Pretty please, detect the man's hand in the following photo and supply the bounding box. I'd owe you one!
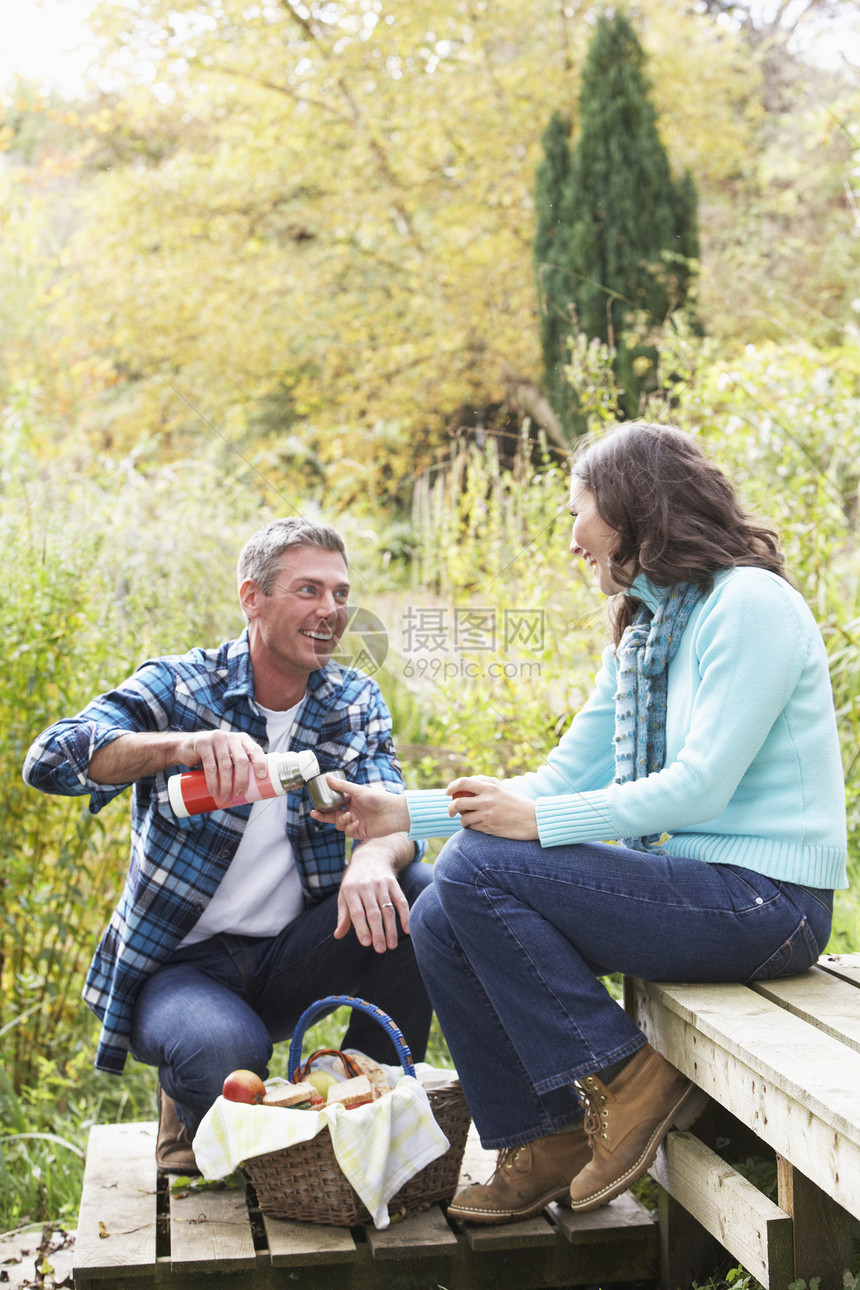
[311,776,410,840]
[334,836,414,952]
[447,776,538,840]
[88,730,268,802]
[174,731,269,804]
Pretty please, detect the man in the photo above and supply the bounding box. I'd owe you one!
[23,518,433,1173]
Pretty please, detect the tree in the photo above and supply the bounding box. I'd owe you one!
[37,0,748,482]
[534,111,578,435]
[696,0,858,110]
[42,0,573,493]
[555,10,700,424]
[12,0,856,488]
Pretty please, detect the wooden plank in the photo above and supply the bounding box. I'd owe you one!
[261,1212,356,1265]
[70,1112,660,1290]
[656,1181,724,1290]
[458,1212,559,1250]
[552,1191,656,1244]
[169,1182,257,1273]
[777,1156,855,1290]
[817,952,860,989]
[632,978,860,1134]
[628,978,860,1221]
[366,1205,458,1258]
[753,966,860,1053]
[73,1121,158,1282]
[649,1130,793,1289]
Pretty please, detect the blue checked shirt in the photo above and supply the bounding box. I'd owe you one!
[22,631,420,1074]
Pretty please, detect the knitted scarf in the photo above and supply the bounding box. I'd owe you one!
[613,581,702,852]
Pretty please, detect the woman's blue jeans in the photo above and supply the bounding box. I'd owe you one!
[130,861,433,1133]
[410,832,832,1150]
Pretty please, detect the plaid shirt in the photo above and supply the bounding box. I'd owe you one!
[22,631,418,1074]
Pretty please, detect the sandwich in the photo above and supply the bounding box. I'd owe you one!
[326,1074,375,1109]
[262,1080,323,1110]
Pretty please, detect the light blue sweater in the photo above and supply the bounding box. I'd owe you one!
[406,568,848,890]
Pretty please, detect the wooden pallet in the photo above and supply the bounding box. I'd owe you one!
[627,951,860,1290]
[73,1119,658,1289]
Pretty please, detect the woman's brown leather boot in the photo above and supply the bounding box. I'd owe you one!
[447,1125,592,1225]
[568,1043,707,1212]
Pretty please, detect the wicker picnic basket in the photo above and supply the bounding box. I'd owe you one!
[242,994,472,1226]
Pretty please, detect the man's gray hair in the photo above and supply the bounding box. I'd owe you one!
[237,518,348,595]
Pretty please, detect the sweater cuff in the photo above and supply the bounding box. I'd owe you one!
[405,790,462,841]
[534,791,616,848]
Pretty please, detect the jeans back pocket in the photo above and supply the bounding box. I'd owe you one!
[745,915,821,983]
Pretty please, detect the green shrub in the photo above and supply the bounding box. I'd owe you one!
[0,454,263,1224]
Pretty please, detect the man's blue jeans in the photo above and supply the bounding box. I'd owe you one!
[131,861,433,1132]
[410,832,832,1150]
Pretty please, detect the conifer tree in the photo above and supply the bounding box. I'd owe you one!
[533,112,576,432]
[536,10,699,429]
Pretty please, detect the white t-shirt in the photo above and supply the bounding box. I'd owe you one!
[179,701,306,945]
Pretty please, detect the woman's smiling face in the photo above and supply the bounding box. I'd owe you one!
[569,477,630,595]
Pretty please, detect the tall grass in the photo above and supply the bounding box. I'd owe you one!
[685,339,860,941]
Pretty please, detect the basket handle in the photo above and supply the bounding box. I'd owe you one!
[287,994,415,1080]
[292,1047,365,1083]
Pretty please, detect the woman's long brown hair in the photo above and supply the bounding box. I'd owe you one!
[572,421,787,644]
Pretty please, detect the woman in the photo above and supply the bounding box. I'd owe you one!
[313,421,847,1225]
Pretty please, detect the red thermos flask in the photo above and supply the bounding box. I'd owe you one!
[167,749,345,818]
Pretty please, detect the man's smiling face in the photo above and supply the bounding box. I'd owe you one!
[241,546,350,690]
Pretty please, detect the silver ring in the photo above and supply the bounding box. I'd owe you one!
[381,901,394,909]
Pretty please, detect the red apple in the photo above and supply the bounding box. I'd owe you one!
[222,1069,266,1104]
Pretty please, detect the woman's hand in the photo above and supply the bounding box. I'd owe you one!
[447,776,539,840]
[310,775,410,840]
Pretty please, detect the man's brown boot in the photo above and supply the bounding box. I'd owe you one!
[447,1125,592,1225]
[568,1043,708,1213]
[155,1085,201,1175]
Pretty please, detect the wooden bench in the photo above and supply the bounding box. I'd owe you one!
[626,951,860,1290]
[73,1120,657,1289]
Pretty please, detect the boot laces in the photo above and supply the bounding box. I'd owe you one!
[576,1080,608,1145]
[491,1144,525,1179]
